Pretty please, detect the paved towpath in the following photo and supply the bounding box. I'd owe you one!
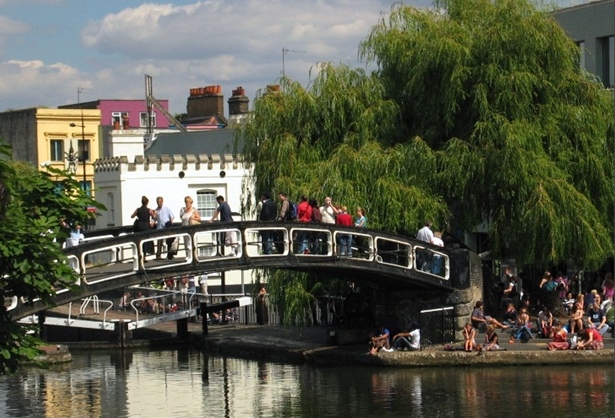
[151,321,615,367]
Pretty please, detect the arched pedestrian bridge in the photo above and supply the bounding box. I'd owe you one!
[9,221,474,319]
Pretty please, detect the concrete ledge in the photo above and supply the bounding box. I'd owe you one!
[199,325,615,368]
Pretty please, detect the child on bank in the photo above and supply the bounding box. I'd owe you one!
[463,323,478,352]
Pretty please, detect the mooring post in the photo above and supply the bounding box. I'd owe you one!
[177,318,188,340]
[38,311,47,341]
[114,319,132,348]
[201,301,208,336]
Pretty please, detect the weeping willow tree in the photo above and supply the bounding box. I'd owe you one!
[359,0,614,267]
[240,0,614,324]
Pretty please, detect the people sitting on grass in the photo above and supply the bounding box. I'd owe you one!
[369,325,393,355]
[392,322,421,351]
[575,327,604,350]
[471,301,509,331]
[483,325,501,351]
[547,324,571,351]
[463,322,479,352]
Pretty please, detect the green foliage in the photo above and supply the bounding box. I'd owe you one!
[241,0,614,322]
[357,0,613,269]
[0,142,104,374]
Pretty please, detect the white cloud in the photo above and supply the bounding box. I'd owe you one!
[81,0,392,62]
[0,0,436,114]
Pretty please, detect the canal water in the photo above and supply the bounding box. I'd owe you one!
[0,348,612,417]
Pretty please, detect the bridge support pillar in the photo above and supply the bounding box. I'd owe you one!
[177,318,189,340]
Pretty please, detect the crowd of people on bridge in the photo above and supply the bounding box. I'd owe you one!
[257,192,369,257]
[125,193,451,273]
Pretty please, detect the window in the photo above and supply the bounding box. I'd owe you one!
[111,112,128,126]
[576,41,585,71]
[78,140,90,162]
[197,191,217,219]
[599,36,614,88]
[82,181,92,196]
[140,111,156,128]
[50,140,64,161]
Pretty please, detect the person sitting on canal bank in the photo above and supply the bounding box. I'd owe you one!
[483,325,501,351]
[603,300,614,334]
[569,301,585,334]
[463,323,478,352]
[471,301,509,331]
[575,327,604,350]
[537,307,554,338]
[547,324,571,351]
[563,292,576,315]
[586,294,610,337]
[510,307,534,343]
[369,325,393,355]
[392,322,421,351]
[502,302,517,327]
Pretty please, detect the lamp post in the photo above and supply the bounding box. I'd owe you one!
[70,115,87,193]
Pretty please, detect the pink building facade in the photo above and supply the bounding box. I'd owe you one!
[59,99,171,129]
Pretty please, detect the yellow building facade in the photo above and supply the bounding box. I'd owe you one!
[0,107,101,195]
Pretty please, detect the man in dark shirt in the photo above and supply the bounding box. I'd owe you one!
[259,192,277,254]
[209,195,236,255]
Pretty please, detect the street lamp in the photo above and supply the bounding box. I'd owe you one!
[70,117,87,193]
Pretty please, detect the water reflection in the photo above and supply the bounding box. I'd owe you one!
[0,349,612,417]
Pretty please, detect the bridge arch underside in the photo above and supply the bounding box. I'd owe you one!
[10,221,471,319]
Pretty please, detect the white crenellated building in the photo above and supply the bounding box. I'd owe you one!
[94,145,249,229]
[92,87,255,293]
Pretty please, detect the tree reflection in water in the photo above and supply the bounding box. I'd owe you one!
[0,350,612,418]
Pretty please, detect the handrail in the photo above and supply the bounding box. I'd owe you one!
[8,221,461,319]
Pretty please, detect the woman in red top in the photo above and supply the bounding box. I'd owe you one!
[547,324,570,350]
[335,205,353,256]
[575,327,604,350]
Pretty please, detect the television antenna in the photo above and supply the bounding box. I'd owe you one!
[282,47,306,77]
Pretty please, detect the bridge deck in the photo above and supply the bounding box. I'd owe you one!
[8,221,474,319]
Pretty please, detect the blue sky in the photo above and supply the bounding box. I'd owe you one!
[0,0,585,115]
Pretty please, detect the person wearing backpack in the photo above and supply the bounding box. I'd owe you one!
[259,192,277,254]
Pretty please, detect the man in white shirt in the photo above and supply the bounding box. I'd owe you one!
[416,221,434,271]
[430,231,445,274]
[320,196,337,224]
[392,323,421,351]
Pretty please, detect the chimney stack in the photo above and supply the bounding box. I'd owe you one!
[228,86,249,116]
[187,85,224,118]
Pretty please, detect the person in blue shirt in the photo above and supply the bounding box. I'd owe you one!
[153,196,175,259]
[369,325,392,355]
